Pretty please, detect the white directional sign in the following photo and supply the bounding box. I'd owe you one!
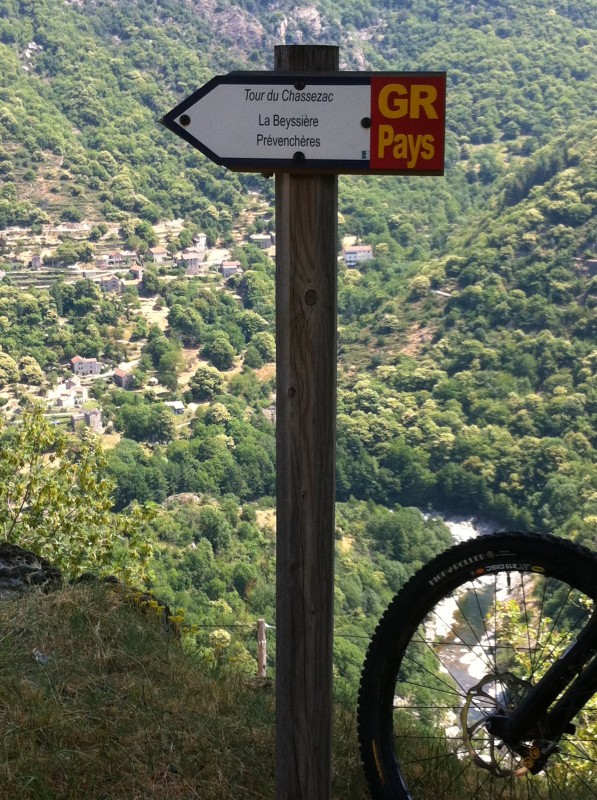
[162,71,446,174]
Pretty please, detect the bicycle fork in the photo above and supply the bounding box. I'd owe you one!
[485,611,597,773]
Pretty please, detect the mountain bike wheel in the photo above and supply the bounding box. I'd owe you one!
[358,532,597,800]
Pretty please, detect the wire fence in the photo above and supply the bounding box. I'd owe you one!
[186,618,371,678]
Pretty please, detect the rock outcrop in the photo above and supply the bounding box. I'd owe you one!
[0,542,62,598]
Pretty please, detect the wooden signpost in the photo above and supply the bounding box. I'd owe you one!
[162,44,446,800]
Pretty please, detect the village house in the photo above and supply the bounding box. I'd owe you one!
[70,412,84,429]
[185,262,207,277]
[193,232,207,249]
[55,392,77,410]
[84,408,103,432]
[145,246,169,263]
[113,368,133,389]
[249,233,273,250]
[343,244,374,267]
[68,381,88,405]
[70,409,103,432]
[95,254,110,268]
[130,266,144,281]
[178,248,206,275]
[221,260,243,279]
[164,400,185,415]
[30,254,42,269]
[99,274,125,294]
[108,250,134,267]
[71,356,101,376]
[48,377,88,409]
[107,251,125,267]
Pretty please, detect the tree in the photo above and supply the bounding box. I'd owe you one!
[140,269,161,296]
[61,206,82,222]
[88,224,107,242]
[204,332,235,371]
[134,220,158,248]
[49,239,93,266]
[0,350,20,386]
[250,331,275,362]
[168,304,205,345]
[18,355,45,385]
[151,404,176,442]
[188,364,224,401]
[240,309,269,339]
[193,506,232,553]
[0,404,154,582]
[243,343,263,369]
[157,348,184,391]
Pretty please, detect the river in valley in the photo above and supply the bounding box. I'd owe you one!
[425,511,501,543]
[421,513,519,707]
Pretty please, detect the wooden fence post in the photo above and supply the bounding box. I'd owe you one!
[257,618,267,679]
[274,43,339,800]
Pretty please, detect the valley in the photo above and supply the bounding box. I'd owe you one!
[0,0,595,705]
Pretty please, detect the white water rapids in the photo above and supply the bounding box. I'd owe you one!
[422,513,515,690]
[426,512,501,543]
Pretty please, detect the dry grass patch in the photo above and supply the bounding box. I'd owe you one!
[138,298,170,331]
[0,584,368,799]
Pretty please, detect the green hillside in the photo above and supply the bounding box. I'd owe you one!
[1,0,594,240]
[336,124,597,539]
[0,0,595,698]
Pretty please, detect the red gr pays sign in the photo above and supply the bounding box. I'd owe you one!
[370,75,446,173]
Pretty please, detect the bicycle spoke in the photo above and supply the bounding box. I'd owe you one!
[398,678,462,698]
[403,647,471,700]
[452,591,498,673]
[473,580,496,670]
[531,607,591,681]
[402,648,493,719]
[519,576,534,675]
[531,587,573,675]
[406,748,469,799]
[546,756,597,798]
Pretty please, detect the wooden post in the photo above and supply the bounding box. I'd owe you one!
[274,44,338,800]
[257,618,267,678]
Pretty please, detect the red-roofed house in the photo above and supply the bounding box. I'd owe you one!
[108,251,126,266]
[113,368,133,389]
[221,261,243,279]
[71,356,101,376]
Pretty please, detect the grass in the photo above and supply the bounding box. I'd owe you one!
[0,584,369,799]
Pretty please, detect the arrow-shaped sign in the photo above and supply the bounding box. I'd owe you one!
[162,71,446,175]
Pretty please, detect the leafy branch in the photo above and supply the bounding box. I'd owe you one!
[0,403,155,582]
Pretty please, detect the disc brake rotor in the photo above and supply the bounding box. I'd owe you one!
[460,671,534,778]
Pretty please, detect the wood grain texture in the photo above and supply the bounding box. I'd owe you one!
[274,45,339,800]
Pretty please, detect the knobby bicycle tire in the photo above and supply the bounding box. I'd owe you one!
[357,532,597,800]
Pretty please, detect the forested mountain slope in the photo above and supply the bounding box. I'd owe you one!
[0,0,595,683]
[336,124,597,544]
[1,0,594,244]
